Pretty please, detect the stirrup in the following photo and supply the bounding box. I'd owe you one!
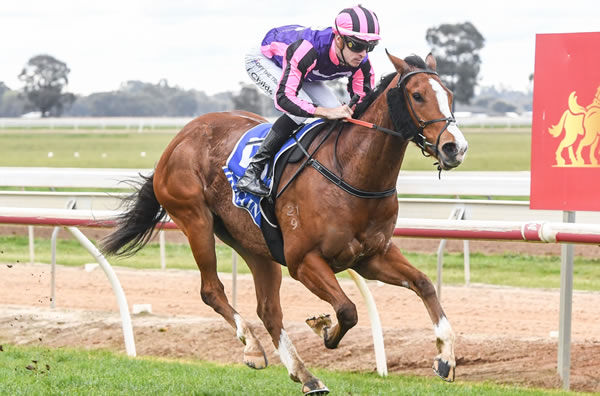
[238,181,270,197]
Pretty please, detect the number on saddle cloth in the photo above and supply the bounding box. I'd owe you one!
[221,119,326,266]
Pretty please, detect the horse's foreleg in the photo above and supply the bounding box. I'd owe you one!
[576,133,597,166]
[174,212,267,370]
[246,256,328,395]
[354,244,456,382]
[568,145,578,165]
[293,252,357,350]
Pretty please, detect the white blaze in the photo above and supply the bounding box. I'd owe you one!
[428,78,468,152]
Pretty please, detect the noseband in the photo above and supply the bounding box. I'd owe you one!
[396,70,456,159]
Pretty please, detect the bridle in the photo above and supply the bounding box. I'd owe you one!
[346,69,456,159]
[395,70,456,159]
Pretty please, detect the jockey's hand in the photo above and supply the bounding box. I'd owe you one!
[314,104,354,120]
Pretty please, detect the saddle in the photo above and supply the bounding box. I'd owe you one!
[223,119,328,265]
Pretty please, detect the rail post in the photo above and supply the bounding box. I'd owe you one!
[50,226,60,308]
[28,226,35,264]
[347,269,387,376]
[67,226,136,357]
[558,210,575,390]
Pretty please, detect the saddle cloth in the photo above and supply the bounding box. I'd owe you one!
[222,118,326,264]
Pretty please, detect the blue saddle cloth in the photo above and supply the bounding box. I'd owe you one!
[222,119,324,228]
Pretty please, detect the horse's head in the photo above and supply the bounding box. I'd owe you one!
[385,51,468,170]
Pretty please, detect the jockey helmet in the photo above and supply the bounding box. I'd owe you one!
[333,5,381,42]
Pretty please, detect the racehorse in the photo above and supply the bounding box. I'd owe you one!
[102,51,468,395]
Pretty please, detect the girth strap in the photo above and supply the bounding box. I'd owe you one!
[309,159,397,199]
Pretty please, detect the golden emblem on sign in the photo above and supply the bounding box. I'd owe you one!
[548,86,600,167]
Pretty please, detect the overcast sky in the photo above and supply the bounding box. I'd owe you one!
[1,0,598,96]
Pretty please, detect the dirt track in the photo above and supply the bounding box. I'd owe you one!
[1,262,600,393]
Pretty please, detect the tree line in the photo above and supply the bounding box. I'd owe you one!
[1,22,488,118]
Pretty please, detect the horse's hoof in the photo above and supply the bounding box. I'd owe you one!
[243,349,268,370]
[305,314,332,338]
[302,378,329,395]
[304,390,329,396]
[432,357,455,382]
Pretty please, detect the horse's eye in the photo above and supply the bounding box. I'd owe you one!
[412,92,424,102]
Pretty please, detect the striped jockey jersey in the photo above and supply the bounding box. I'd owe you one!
[260,25,375,118]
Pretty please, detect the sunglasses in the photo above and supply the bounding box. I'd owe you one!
[343,36,378,53]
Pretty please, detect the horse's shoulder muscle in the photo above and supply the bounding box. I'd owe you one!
[228,110,269,124]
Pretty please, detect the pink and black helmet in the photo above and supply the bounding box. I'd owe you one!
[333,5,381,42]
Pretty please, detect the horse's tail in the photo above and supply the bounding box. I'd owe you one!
[567,91,585,115]
[548,110,568,137]
[101,173,167,257]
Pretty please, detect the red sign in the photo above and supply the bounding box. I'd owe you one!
[530,32,600,211]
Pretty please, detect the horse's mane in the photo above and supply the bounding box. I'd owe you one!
[353,73,396,118]
[352,55,428,119]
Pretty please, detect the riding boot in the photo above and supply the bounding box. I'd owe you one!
[237,114,298,197]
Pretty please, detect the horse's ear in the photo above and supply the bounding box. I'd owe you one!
[425,52,437,71]
[385,49,411,75]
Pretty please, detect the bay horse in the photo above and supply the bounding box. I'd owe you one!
[102,51,468,395]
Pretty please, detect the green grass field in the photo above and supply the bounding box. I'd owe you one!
[0,344,574,396]
[403,129,531,171]
[0,128,531,170]
[2,235,599,291]
[0,132,171,168]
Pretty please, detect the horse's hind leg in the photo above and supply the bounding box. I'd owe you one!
[170,209,268,370]
[354,244,456,382]
[244,254,328,395]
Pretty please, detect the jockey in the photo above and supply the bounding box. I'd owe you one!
[238,5,381,197]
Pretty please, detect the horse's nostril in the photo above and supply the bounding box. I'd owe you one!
[441,142,458,157]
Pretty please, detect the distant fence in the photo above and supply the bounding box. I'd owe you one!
[0,117,190,131]
[456,114,532,127]
[0,115,532,130]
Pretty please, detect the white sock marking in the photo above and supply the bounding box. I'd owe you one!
[234,314,244,341]
[434,316,453,341]
[278,330,299,374]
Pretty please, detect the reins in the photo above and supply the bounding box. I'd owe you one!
[275,120,343,199]
[275,68,456,199]
[276,117,397,200]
